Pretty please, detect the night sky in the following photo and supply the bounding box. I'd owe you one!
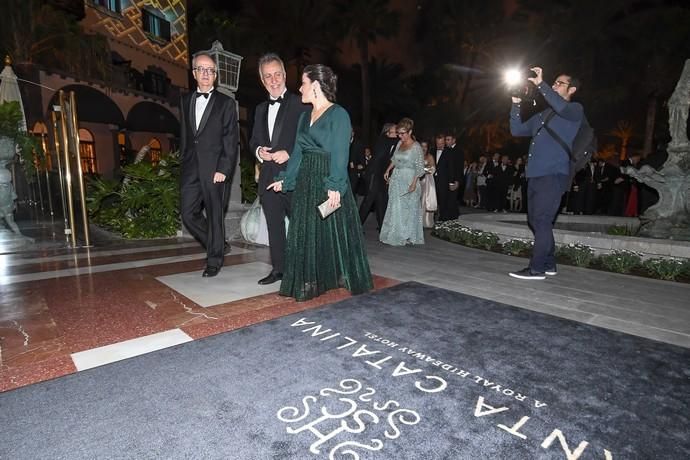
[188,0,690,154]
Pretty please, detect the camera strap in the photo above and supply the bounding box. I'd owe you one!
[540,109,573,159]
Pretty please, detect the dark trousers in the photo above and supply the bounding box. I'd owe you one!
[261,190,291,274]
[359,184,388,229]
[527,174,569,273]
[181,166,226,269]
[436,184,459,221]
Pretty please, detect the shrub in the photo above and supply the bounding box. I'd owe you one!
[642,258,687,281]
[599,250,642,273]
[469,230,499,250]
[606,225,638,236]
[502,239,533,256]
[87,152,181,238]
[556,243,595,267]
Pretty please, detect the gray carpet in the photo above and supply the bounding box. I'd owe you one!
[1,282,689,459]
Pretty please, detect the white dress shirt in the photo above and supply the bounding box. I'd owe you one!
[256,90,287,163]
[194,88,213,130]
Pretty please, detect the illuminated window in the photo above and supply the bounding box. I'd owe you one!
[32,122,51,170]
[142,9,171,42]
[78,128,97,174]
[118,132,129,166]
[92,0,121,14]
[149,138,161,166]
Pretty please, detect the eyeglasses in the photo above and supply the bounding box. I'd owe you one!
[396,130,408,136]
[194,67,217,75]
[553,80,570,88]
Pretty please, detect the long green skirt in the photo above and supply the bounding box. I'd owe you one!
[280,149,373,301]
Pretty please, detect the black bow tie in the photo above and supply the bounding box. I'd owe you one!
[268,96,283,105]
[196,92,211,99]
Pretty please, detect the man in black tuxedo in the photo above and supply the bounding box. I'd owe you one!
[359,123,397,230]
[435,133,462,221]
[249,53,308,285]
[180,53,238,278]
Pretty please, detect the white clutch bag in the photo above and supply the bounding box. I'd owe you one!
[317,199,341,219]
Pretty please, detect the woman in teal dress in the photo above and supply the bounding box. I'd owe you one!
[267,65,373,301]
[379,118,425,246]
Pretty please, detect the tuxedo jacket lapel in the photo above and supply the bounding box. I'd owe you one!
[195,93,217,137]
[270,98,289,148]
[188,94,197,136]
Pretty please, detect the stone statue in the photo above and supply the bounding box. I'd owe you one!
[623,59,690,240]
[0,136,32,241]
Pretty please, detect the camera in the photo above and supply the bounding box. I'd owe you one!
[504,68,538,101]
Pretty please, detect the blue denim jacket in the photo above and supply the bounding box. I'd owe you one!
[510,82,583,178]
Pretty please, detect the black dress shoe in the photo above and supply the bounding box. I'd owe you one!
[258,272,283,285]
[202,266,220,277]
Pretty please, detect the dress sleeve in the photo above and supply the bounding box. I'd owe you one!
[323,106,352,194]
[413,143,425,177]
[277,112,306,191]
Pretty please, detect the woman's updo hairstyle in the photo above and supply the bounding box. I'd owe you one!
[304,64,338,102]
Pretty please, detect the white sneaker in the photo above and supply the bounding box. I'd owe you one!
[545,268,557,276]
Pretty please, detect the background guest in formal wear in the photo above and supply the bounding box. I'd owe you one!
[434,133,460,221]
[419,140,437,228]
[180,53,238,278]
[380,118,425,245]
[267,64,372,301]
[492,155,515,213]
[475,155,488,209]
[359,123,398,230]
[249,53,308,285]
[445,133,465,215]
[463,161,478,208]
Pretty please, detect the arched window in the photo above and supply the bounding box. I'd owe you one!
[78,128,97,174]
[118,132,128,167]
[149,138,161,166]
[32,122,51,170]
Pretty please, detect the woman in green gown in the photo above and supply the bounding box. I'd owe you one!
[267,65,373,301]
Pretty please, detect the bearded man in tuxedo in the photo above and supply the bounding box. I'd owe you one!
[249,53,309,285]
[180,53,238,278]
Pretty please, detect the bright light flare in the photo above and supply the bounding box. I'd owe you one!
[504,68,523,87]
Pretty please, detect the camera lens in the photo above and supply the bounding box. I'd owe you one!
[527,69,537,78]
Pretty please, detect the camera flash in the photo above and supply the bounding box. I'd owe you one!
[504,69,522,86]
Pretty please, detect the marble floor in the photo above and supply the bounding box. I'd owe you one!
[0,221,396,392]
[2,215,689,394]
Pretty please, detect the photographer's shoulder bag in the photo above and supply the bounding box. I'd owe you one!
[541,109,596,180]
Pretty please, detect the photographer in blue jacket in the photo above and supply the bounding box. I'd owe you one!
[508,67,583,280]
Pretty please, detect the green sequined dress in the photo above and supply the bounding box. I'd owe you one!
[278,105,373,301]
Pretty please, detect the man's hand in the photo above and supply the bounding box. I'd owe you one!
[258,146,273,161]
[272,149,289,164]
[528,67,543,86]
[267,180,283,192]
[449,181,459,192]
[213,172,226,183]
[512,97,522,104]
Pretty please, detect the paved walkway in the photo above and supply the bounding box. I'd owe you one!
[1,214,688,392]
[362,217,690,348]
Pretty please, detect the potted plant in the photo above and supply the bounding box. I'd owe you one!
[0,100,43,181]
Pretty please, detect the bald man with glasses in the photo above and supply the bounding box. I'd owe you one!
[180,52,238,277]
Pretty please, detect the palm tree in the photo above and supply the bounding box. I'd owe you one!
[609,120,634,161]
[1,0,111,80]
[334,0,399,143]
